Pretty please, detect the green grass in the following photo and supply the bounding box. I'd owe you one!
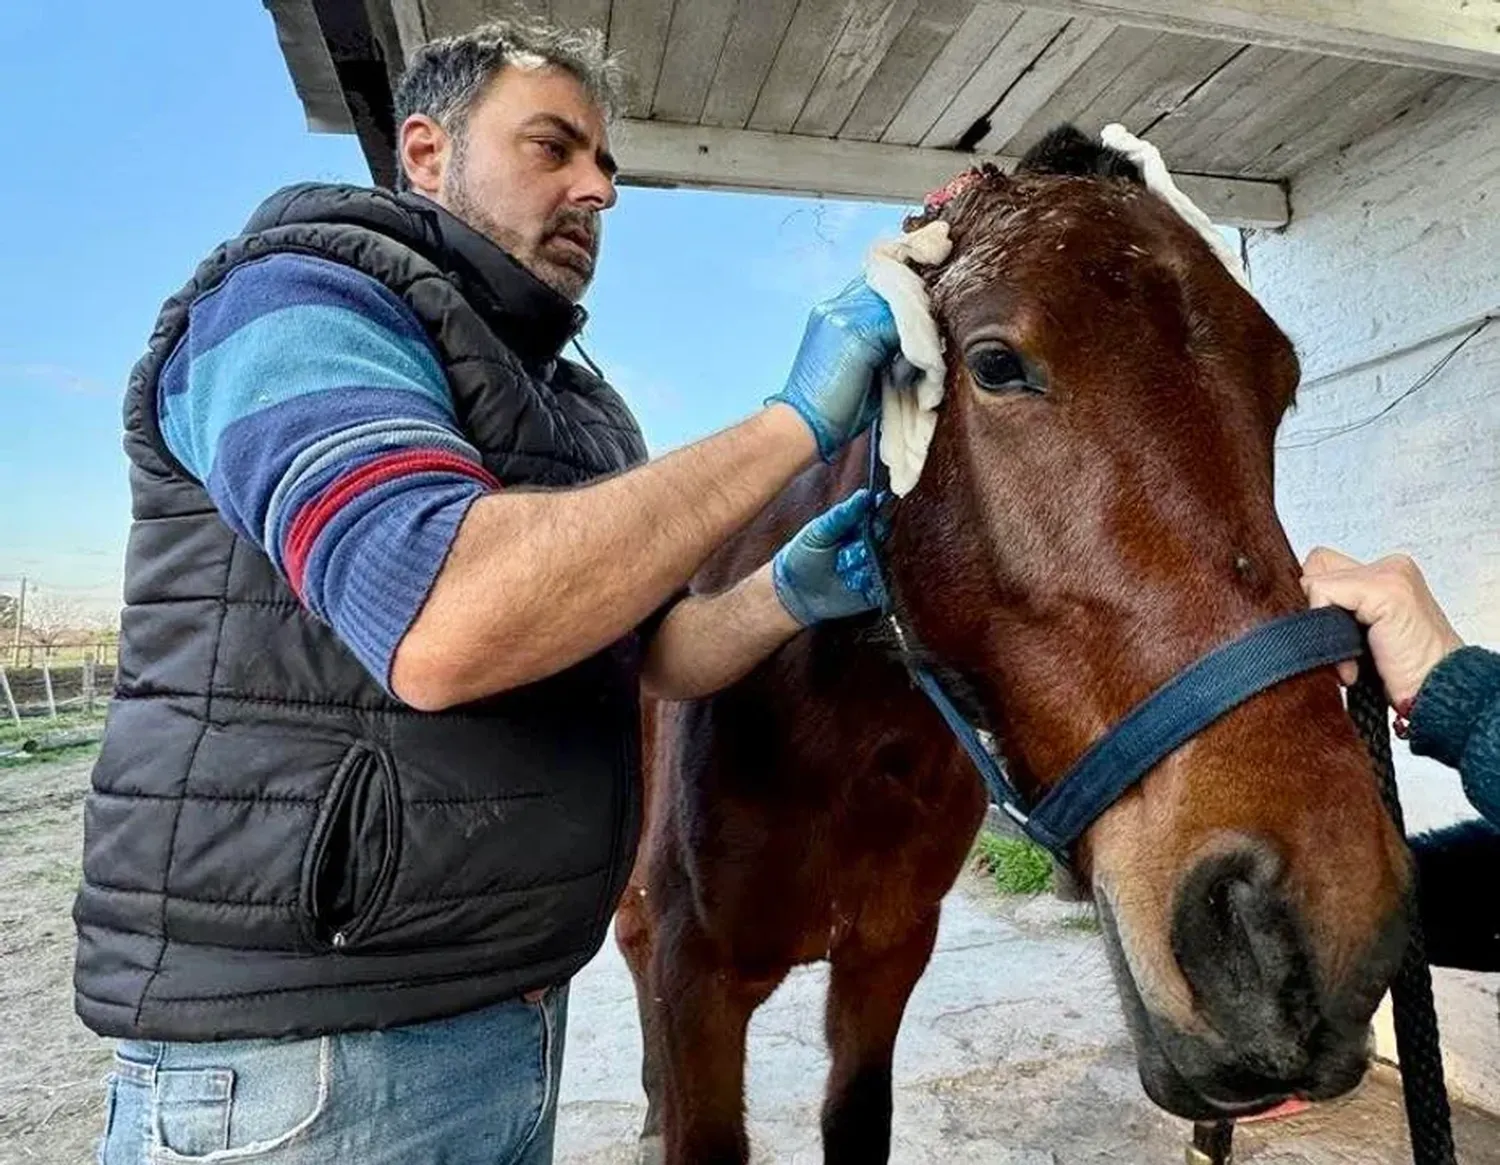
[0,742,102,771]
[972,832,1054,895]
[0,710,107,749]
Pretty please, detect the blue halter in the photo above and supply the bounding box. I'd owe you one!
[860,423,1365,861]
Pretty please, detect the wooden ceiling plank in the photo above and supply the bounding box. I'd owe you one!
[418,0,494,37]
[974,16,1117,151]
[748,0,862,134]
[390,0,430,58]
[1247,65,1445,177]
[1190,52,1360,175]
[881,2,1024,145]
[700,0,801,127]
[551,0,610,34]
[998,0,1500,80]
[1158,47,1329,161]
[1138,44,1296,156]
[651,0,740,122]
[795,0,922,137]
[839,0,980,141]
[993,24,1162,155]
[920,9,1073,148]
[1101,34,1246,139]
[608,0,674,116]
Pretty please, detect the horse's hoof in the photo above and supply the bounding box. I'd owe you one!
[636,1134,665,1165]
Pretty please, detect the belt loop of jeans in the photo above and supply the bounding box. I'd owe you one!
[112,1040,166,1086]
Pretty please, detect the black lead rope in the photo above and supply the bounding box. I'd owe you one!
[1348,658,1457,1165]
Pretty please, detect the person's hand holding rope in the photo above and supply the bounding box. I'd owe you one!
[1300,548,1464,717]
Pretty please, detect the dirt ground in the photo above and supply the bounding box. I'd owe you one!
[0,755,112,1165]
[2,754,1497,1165]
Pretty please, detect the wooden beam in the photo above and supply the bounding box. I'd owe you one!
[610,118,1289,226]
[1021,0,1500,80]
[265,0,353,133]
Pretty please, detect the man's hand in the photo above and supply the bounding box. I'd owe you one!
[767,280,899,461]
[771,489,884,627]
[642,490,886,701]
[1300,547,1464,707]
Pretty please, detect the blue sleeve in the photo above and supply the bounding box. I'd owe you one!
[157,252,500,692]
[1409,645,1500,828]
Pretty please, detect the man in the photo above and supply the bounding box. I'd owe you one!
[80,19,894,1164]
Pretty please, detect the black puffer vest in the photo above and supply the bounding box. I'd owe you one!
[74,184,647,1041]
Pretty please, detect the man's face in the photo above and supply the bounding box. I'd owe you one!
[405,64,617,301]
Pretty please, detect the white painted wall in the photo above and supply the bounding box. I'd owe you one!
[1246,74,1500,1114]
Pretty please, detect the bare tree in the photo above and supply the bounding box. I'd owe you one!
[23,593,91,658]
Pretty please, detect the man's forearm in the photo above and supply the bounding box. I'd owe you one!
[642,564,801,701]
[391,404,816,709]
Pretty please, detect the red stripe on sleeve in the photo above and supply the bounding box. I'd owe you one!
[283,449,500,597]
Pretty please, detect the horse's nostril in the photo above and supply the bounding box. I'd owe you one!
[1172,845,1318,1078]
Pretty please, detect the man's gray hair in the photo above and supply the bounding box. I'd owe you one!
[392,17,624,188]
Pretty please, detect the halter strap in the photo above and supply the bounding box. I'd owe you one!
[1021,606,1362,854]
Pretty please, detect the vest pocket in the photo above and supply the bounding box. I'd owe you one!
[300,743,400,951]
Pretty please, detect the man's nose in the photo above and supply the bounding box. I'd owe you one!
[573,160,616,210]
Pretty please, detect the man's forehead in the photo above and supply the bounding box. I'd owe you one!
[484,65,606,135]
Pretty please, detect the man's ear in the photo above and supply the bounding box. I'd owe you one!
[399,114,449,196]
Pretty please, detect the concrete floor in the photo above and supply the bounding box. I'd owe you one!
[554,870,1500,1165]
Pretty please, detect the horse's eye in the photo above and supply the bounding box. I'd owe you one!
[965,343,1036,393]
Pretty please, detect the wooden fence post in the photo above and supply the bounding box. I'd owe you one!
[42,661,57,719]
[83,658,95,714]
[0,666,18,727]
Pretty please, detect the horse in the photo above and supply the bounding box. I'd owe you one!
[614,125,1412,1165]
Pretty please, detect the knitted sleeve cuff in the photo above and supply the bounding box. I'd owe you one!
[1408,646,1500,772]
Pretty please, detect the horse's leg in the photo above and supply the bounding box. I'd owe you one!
[615,885,667,1163]
[653,912,783,1165]
[821,909,941,1164]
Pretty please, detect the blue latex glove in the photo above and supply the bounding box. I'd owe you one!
[772,489,886,627]
[767,279,900,461]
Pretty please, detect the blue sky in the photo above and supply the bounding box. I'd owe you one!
[0,1,907,613]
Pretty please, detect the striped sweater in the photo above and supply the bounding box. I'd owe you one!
[157,251,498,688]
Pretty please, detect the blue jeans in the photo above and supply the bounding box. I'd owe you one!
[97,987,568,1165]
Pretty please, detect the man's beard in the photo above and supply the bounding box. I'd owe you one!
[443,156,598,302]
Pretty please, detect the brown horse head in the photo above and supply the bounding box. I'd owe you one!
[886,127,1410,1120]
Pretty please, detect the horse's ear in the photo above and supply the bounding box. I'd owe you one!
[1018,125,1143,184]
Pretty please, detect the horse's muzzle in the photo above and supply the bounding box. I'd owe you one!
[1099,844,1411,1119]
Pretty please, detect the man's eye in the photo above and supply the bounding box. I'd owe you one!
[536,139,567,162]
